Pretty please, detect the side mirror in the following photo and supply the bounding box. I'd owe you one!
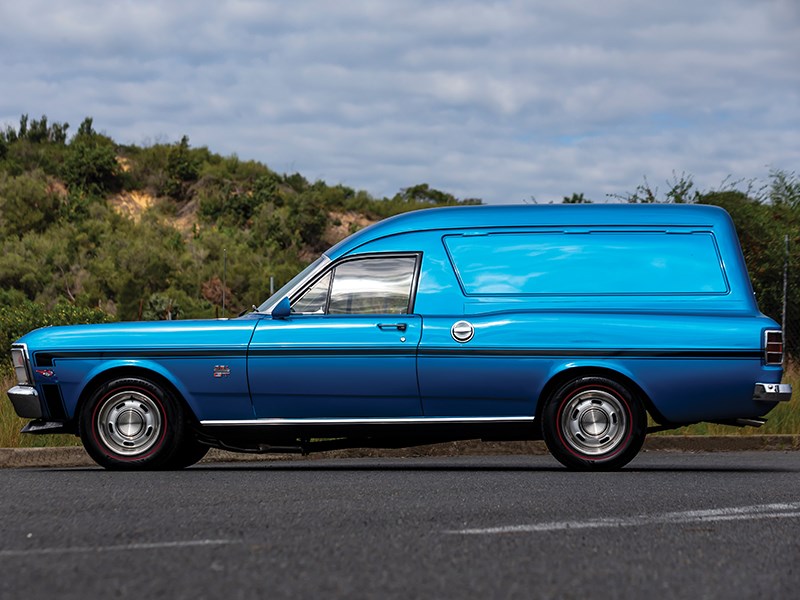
[271,296,291,319]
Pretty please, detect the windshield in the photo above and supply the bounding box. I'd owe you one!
[256,255,330,313]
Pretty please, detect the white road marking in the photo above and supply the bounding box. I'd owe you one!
[449,502,800,535]
[0,539,234,557]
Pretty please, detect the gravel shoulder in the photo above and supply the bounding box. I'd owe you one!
[2,434,799,468]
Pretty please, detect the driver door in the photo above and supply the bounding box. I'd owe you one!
[248,253,423,418]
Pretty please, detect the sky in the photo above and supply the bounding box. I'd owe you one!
[1,0,798,204]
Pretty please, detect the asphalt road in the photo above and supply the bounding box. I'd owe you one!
[1,452,799,600]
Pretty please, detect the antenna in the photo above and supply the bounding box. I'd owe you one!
[222,248,227,317]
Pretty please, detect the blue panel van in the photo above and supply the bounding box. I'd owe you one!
[7,204,793,470]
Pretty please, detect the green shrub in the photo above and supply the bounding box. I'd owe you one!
[0,170,62,236]
[0,300,114,367]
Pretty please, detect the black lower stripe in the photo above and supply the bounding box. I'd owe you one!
[36,349,248,367]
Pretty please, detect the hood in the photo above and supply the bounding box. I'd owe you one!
[15,317,262,352]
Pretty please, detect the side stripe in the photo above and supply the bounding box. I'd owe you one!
[35,347,761,367]
[35,349,249,366]
[417,348,761,359]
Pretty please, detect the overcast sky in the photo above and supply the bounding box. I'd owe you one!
[2,0,798,204]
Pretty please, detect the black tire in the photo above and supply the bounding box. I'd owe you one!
[79,377,186,470]
[161,436,210,469]
[541,376,646,470]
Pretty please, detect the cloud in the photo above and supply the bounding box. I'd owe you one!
[1,0,797,203]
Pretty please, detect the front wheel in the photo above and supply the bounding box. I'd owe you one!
[161,437,210,469]
[79,377,186,470]
[542,376,646,470]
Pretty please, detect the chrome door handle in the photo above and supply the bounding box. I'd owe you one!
[377,323,407,331]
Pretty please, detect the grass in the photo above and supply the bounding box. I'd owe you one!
[0,371,81,448]
[655,364,800,436]
[1,366,799,448]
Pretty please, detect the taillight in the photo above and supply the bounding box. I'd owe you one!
[764,330,784,365]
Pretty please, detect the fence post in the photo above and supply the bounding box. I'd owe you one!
[782,234,788,361]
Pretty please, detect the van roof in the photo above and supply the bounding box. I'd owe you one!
[327,203,732,258]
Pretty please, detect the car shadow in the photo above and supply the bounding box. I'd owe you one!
[190,463,799,474]
[47,460,799,474]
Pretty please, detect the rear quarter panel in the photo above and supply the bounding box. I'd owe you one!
[417,311,779,422]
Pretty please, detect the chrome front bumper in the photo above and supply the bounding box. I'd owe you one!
[7,385,43,418]
[753,383,793,403]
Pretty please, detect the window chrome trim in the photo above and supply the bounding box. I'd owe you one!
[200,416,535,426]
[257,255,331,313]
[292,270,333,315]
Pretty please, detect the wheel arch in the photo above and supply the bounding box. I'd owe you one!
[75,365,200,429]
[535,365,665,425]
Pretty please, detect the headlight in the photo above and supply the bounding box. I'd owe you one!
[11,347,31,385]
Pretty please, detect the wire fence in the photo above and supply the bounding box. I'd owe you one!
[778,235,798,363]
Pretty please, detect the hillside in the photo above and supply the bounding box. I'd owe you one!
[1,114,799,357]
[0,115,480,322]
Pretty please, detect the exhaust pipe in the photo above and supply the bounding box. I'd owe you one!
[710,417,767,428]
[732,418,767,428]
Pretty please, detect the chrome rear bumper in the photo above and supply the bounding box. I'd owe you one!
[753,383,793,402]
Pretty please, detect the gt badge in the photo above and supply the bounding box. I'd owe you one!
[213,365,231,378]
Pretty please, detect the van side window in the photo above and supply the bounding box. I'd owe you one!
[444,231,728,295]
[293,256,417,314]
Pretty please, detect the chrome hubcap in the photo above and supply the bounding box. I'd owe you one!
[116,409,144,437]
[96,391,162,456]
[560,389,627,456]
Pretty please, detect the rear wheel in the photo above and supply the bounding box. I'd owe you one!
[79,377,186,470]
[542,376,646,470]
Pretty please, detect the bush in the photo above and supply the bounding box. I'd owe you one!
[0,300,115,367]
[63,140,119,195]
[0,170,63,237]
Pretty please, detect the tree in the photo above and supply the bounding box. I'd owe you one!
[62,117,119,194]
[165,135,200,200]
[562,193,592,204]
[611,172,698,204]
[768,169,800,208]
